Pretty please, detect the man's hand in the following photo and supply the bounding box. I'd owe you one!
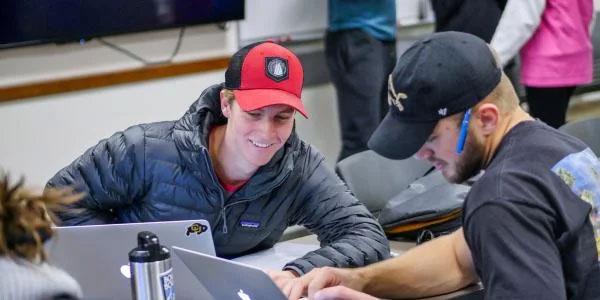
[268,270,306,299]
[280,266,367,300]
[270,267,373,300]
[305,267,365,299]
[312,286,379,300]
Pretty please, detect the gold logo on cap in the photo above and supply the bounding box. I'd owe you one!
[388,75,407,111]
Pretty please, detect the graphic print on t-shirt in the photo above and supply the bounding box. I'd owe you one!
[551,148,600,259]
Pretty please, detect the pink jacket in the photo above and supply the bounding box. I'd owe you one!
[491,0,594,87]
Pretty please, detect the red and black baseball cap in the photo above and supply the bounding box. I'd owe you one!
[224,41,308,118]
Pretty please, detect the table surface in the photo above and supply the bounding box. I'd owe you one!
[233,234,483,300]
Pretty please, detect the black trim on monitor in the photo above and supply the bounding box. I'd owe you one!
[0,0,244,49]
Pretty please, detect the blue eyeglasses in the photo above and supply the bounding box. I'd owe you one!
[456,108,472,154]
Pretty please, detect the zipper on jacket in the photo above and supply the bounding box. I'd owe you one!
[202,149,251,234]
[220,207,228,234]
[219,197,255,234]
[200,149,229,234]
[218,169,291,233]
[201,147,292,234]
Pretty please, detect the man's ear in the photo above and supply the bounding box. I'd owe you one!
[220,90,231,118]
[475,103,499,136]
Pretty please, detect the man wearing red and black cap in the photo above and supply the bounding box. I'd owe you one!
[290,32,600,300]
[224,41,308,118]
[47,41,390,297]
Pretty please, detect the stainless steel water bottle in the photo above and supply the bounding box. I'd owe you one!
[129,231,175,300]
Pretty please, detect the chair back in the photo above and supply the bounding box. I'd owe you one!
[559,118,600,156]
[336,150,432,213]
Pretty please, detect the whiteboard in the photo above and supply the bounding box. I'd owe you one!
[238,0,328,44]
[237,0,431,45]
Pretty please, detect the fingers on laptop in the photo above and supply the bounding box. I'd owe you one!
[283,277,306,300]
[312,286,378,300]
[268,270,296,289]
[305,267,343,298]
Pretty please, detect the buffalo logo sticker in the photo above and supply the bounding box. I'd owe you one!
[388,75,407,111]
[265,57,288,82]
[186,223,208,236]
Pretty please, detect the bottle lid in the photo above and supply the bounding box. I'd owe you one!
[128,231,171,263]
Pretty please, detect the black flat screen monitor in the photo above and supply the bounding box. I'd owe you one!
[0,0,244,49]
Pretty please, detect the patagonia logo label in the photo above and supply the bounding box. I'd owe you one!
[240,220,260,228]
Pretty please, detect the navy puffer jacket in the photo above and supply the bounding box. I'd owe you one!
[47,84,390,274]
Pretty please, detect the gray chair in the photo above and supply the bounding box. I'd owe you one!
[559,117,600,156]
[336,150,432,214]
[279,225,311,242]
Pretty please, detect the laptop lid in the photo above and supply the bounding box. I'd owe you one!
[173,246,288,300]
[46,220,215,300]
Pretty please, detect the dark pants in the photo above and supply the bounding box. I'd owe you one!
[526,86,576,129]
[326,29,396,161]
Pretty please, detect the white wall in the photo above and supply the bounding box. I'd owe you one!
[0,72,340,188]
[2,0,435,188]
[1,0,428,87]
[0,24,236,86]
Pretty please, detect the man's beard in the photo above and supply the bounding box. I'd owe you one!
[448,132,485,184]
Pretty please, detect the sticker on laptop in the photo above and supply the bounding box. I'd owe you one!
[160,268,175,300]
[186,223,208,236]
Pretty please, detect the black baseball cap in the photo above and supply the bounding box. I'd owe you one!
[368,31,501,160]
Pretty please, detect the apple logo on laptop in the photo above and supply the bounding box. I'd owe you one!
[237,289,251,300]
[120,264,131,279]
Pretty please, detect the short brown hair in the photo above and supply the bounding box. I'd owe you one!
[476,72,519,115]
[222,88,236,105]
[451,72,519,128]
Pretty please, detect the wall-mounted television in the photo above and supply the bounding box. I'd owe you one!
[0,0,244,49]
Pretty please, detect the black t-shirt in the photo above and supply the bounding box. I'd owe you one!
[463,121,600,299]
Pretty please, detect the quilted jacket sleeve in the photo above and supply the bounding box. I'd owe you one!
[284,146,390,275]
[46,126,146,225]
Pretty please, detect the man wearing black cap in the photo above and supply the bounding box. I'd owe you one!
[287,31,600,300]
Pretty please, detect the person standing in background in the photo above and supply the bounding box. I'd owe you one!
[430,0,506,43]
[326,0,397,162]
[491,0,594,129]
[430,0,524,101]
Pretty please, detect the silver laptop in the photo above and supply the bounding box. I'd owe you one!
[46,220,215,300]
[173,246,288,300]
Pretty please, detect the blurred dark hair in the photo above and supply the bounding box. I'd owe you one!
[0,173,80,262]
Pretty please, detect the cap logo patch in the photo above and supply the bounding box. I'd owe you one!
[265,57,289,82]
[388,75,407,111]
[438,108,448,116]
